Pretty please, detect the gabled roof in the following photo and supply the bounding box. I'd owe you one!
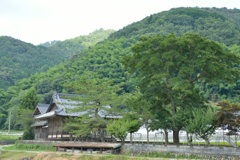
[35,91,121,120]
[32,103,49,116]
[38,104,49,114]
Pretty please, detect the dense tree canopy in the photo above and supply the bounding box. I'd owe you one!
[122,33,240,143]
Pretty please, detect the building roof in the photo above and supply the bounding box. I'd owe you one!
[31,121,48,127]
[35,91,121,120]
[38,104,49,114]
[32,103,49,117]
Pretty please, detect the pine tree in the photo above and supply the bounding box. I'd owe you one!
[63,73,124,142]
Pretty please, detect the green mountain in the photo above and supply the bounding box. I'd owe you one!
[0,36,62,91]
[201,7,240,26]
[39,40,60,47]
[109,7,240,46]
[1,7,240,129]
[49,28,115,59]
[0,29,115,91]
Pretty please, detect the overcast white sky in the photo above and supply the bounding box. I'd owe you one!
[1,0,240,45]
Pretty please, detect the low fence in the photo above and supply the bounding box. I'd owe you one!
[0,140,16,145]
[129,130,240,147]
[123,144,240,158]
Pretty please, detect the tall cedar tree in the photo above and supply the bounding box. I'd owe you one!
[215,100,240,134]
[17,88,38,139]
[63,74,124,142]
[18,88,39,115]
[122,33,240,144]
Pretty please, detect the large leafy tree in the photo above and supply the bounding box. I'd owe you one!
[63,73,124,142]
[122,32,240,144]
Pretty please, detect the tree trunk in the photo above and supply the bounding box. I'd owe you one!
[204,138,210,146]
[186,132,192,145]
[147,129,149,144]
[164,129,169,144]
[173,129,180,144]
[130,132,133,144]
[98,128,105,142]
[145,123,149,144]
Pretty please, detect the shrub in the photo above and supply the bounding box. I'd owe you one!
[22,129,34,140]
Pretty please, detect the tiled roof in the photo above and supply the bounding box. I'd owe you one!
[31,121,48,127]
[38,104,49,114]
[35,91,122,119]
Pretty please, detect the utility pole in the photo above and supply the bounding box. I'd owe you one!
[8,110,11,135]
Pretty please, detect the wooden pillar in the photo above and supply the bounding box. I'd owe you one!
[100,148,102,154]
[56,147,58,151]
[64,147,66,152]
[51,118,53,139]
[111,148,113,154]
[72,147,74,153]
[90,147,92,153]
[81,147,83,153]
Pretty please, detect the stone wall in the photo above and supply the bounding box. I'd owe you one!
[123,144,240,158]
[0,140,16,145]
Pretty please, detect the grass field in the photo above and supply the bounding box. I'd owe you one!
[0,151,36,160]
[0,151,201,160]
[0,134,19,141]
[2,142,55,152]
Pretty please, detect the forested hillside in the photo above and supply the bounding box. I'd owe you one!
[108,7,240,46]
[39,40,60,47]
[201,7,240,26]
[1,7,240,130]
[0,29,114,91]
[0,36,62,91]
[49,29,115,59]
